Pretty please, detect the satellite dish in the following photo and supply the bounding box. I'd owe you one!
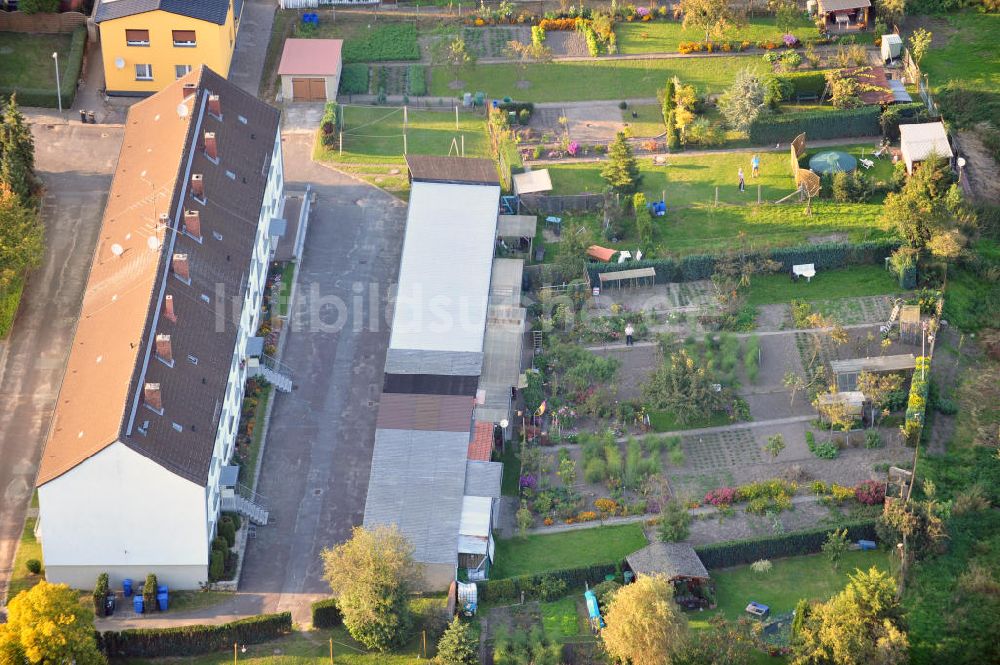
[147,235,160,252]
[177,103,190,119]
[115,57,125,70]
[957,157,966,168]
[111,243,124,257]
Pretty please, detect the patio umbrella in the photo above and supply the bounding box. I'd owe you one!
[809,151,858,174]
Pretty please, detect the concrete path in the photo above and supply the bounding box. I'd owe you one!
[236,132,407,626]
[0,123,124,606]
[229,0,277,97]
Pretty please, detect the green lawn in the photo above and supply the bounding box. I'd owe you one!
[276,261,296,318]
[429,57,766,102]
[649,409,731,433]
[919,12,1000,128]
[540,597,587,642]
[624,103,666,138]
[614,16,816,54]
[7,516,43,601]
[0,276,25,339]
[689,549,891,630]
[0,32,73,90]
[491,524,648,579]
[500,445,522,497]
[745,265,902,306]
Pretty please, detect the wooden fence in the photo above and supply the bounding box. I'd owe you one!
[518,192,605,215]
[0,10,87,33]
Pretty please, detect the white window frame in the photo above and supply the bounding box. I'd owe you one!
[125,29,150,47]
[135,63,153,81]
[172,30,197,47]
[175,64,193,79]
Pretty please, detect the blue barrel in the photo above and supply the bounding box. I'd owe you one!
[123,579,133,597]
[156,592,169,611]
[133,595,144,614]
[157,585,168,594]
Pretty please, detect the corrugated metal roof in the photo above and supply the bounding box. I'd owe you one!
[512,169,552,195]
[464,461,502,497]
[376,393,474,432]
[383,373,480,396]
[900,122,953,163]
[497,215,537,239]
[830,354,916,374]
[458,495,492,554]
[363,429,469,565]
[387,180,500,357]
[384,349,484,376]
[406,155,500,186]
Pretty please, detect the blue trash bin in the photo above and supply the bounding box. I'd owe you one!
[123,579,133,597]
[133,595,144,614]
[157,592,169,612]
[157,585,168,594]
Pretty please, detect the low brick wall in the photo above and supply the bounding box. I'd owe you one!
[0,10,86,33]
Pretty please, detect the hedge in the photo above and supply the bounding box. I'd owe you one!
[93,573,110,618]
[774,70,829,100]
[0,26,86,109]
[586,240,901,285]
[880,102,929,141]
[338,64,370,95]
[694,520,878,569]
[478,562,619,603]
[407,65,427,96]
[310,598,342,628]
[98,612,293,659]
[749,106,881,144]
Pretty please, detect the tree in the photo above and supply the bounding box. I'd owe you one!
[658,498,692,542]
[601,132,642,196]
[666,110,681,150]
[1,94,37,203]
[0,184,44,294]
[516,500,533,538]
[503,40,553,84]
[17,0,59,14]
[321,525,419,651]
[643,348,723,425]
[821,528,849,570]
[676,615,759,665]
[553,224,591,282]
[772,0,802,35]
[908,28,933,65]
[602,574,689,665]
[825,70,863,110]
[679,0,744,42]
[814,389,853,445]
[876,0,905,27]
[433,38,476,87]
[877,496,948,559]
[764,434,786,460]
[435,617,478,665]
[880,150,954,251]
[856,371,904,428]
[791,568,908,665]
[661,77,677,124]
[0,581,106,665]
[718,67,769,133]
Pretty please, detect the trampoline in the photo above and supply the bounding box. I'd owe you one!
[809,151,858,174]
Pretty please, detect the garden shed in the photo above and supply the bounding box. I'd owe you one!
[512,169,553,196]
[626,542,715,609]
[458,495,495,580]
[816,390,865,418]
[881,34,903,62]
[278,39,342,102]
[497,215,536,258]
[830,354,916,392]
[816,0,870,28]
[899,122,953,174]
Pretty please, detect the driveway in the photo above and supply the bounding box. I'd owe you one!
[229,0,277,96]
[0,123,123,605]
[238,133,407,624]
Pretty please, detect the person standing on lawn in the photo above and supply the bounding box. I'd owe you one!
[624,323,635,346]
[751,154,760,177]
[738,167,746,192]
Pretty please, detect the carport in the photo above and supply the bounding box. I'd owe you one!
[278,38,343,102]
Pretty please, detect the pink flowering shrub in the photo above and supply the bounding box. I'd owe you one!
[636,6,650,17]
[704,487,738,506]
[854,480,886,505]
[783,34,799,47]
[567,141,580,156]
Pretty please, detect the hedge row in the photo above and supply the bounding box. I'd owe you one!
[97,612,293,659]
[749,106,882,145]
[586,240,901,285]
[773,70,829,100]
[338,64,370,95]
[311,598,342,629]
[479,562,618,603]
[0,26,86,108]
[694,520,878,569]
[880,102,930,141]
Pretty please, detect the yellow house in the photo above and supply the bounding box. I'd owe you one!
[95,0,242,95]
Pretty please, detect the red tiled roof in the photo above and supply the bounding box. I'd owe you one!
[278,38,343,77]
[468,422,494,461]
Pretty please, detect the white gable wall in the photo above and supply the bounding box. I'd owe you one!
[38,442,208,590]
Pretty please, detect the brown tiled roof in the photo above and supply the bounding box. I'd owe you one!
[278,39,343,76]
[37,66,280,487]
[467,422,494,461]
[376,393,475,432]
[405,155,500,186]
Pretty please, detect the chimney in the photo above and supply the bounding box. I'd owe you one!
[157,212,169,230]
[183,209,201,239]
[208,94,221,117]
[155,334,173,364]
[144,382,162,412]
[182,82,197,101]
[204,132,217,161]
[191,173,204,199]
[163,294,176,322]
[172,253,189,281]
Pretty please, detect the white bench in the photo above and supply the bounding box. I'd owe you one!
[793,263,816,282]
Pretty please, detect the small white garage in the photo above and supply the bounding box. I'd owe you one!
[278,38,343,102]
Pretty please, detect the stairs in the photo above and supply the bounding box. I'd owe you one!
[222,483,271,526]
[260,364,292,393]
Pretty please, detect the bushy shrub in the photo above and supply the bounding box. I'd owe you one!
[98,613,293,658]
[26,559,42,575]
[749,106,880,144]
[93,572,109,617]
[880,102,929,141]
[339,64,370,95]
[218,516,236,548]
[143,574,158,612]
[772,70,829,100]
[311,598,342,628]
[591,580,621,607]
[865,430,883,449]
[684,117,725,146]
[209,551,225,582]
[704,487,738,506]
[854,480,886,505]
[479,563,618,603]
[406,65,427,96]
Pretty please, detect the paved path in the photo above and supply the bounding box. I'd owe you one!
[229,0,277,97]
[236,132,407,626]
[0,123,123,606]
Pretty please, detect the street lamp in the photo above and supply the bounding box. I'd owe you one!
[51,52,62,115]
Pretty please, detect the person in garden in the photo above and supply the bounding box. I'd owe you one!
[624,322,635,346]
[751,154,760,177]
[738,167,746,192]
